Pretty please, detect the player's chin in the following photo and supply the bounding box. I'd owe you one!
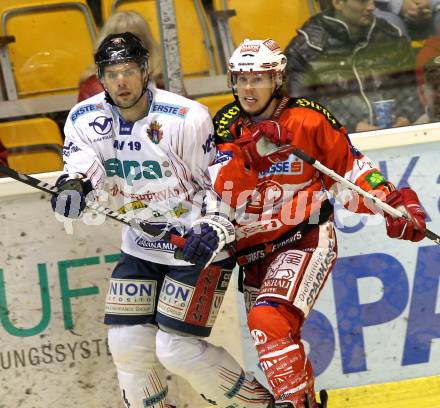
[116,98,135,108]
[241,101,261,115]
[361,15,373,25]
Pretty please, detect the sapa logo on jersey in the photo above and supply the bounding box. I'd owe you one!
[251,329,268,345]
[104,158,163,185]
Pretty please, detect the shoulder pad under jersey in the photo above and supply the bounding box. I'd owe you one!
[213,102,241,143]
[288,97,342,130]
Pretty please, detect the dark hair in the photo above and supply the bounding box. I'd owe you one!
[319,0,335,10]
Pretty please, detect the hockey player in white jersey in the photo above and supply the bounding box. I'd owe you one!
[51,32,275,408]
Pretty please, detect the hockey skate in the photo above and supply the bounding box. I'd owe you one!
[267,402,308,408]
[268,389,328,408]
[305,390,328,408]
[267,400,294,408]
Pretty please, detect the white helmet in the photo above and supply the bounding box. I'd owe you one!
[228,39,287,89]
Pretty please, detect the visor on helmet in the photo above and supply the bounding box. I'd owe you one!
[228,71,284,91]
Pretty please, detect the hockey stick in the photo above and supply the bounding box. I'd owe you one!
[258,139,440,245]
[295,148,440,245]
[0,165,186,249]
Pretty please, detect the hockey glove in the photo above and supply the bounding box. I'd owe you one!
[51,173,94,218]
[241,121,294,172]
[181,215,235,267]
[254,120,294,146]
[385,188,426,242]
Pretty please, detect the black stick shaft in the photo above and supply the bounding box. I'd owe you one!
[0,165,186,248]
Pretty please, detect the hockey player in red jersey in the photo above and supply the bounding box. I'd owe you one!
[209,39,427,408]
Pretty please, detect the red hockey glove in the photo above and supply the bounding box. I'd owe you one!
[240,121,294,172]
[385,188,426,242]
[254,120,294,146]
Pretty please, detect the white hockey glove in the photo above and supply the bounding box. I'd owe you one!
[51,173,94,218]
[180,215,235,267]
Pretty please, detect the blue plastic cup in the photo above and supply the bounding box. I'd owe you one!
[373,99,396,129]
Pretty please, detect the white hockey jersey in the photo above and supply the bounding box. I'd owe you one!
[63,85,217,265]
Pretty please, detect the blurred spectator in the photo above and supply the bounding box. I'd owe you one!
[284,0,422,133]
[415,32,440,115]
[375,0,440,39]
[374,6,410,36]
[78,10,164,102]
[320,0,410,36]
[414,55,440,123]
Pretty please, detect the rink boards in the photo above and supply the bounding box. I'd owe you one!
[0,124,439,407]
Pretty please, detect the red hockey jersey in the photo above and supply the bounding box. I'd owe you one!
[210,97,393,254]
